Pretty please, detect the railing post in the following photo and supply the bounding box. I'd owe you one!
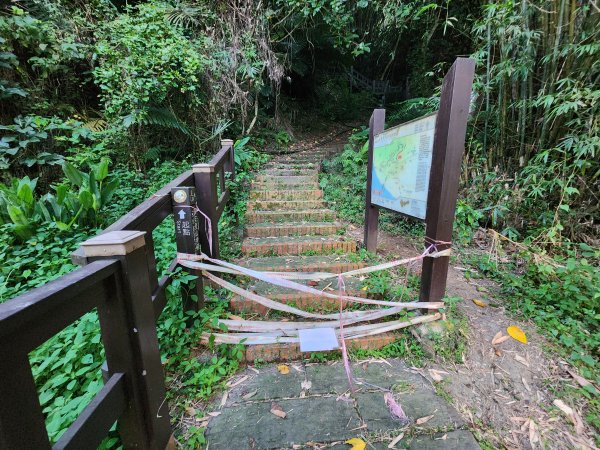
[193,165,220,259]
[222,139,235,180]
[81,231,173,450]
[364,108,386,252]
[171,186,204,311]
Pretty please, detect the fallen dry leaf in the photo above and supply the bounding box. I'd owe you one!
[507,325,527,344]
[242,390,257,400]
[277,364,290,375]
[228,314,244,321]
[553,399,575,422]
[270,402,286,419]
[515,354,530,367]
[528,419,540,448]
[428,369,448,382]
[345,437,367,450]
[185,406,196,417]
[384,393,409,423]
[472,299,487,307]
[219,391,228,408]
[416,415,434,425]
[207,412,221,417]
[388,433,404,448]
[435,434,448,441]
[492,332,511,346]
[226,375,248,388]
[553,399,585,434]
[567,369,598,393]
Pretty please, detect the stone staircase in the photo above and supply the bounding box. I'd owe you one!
[232,147,397,362]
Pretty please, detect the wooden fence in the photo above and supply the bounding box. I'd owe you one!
[0,140,235,449]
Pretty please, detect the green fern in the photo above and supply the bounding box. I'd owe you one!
[165,2,212,29]
[122,107,192,136]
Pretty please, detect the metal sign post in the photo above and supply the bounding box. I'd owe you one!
[363,57,475,305]
[172,186,204,310]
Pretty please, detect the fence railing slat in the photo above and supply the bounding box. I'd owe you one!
[0,260,119,350]
[0,349,51,449]
[52,373,127,450]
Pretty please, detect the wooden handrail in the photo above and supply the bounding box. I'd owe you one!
[0,138,238,449]
[0,233,172,448]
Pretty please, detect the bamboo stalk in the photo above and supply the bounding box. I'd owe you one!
[202,313,443,345]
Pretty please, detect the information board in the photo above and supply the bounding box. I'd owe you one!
[370,113,437,220]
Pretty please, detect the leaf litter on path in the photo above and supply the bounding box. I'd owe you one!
[384,392,409,424]
[507,325,527,344]
[416,415,434,425]
[491,331,510,345]
[345,437,366,450]
[388,432,404,448]
[270,402,286,419]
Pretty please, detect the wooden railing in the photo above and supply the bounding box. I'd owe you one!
[0,139,236,449]
[348,67,403,100]
[193,139,235,259]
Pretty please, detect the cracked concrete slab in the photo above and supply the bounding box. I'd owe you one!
[205,360,480,449]
[355,390,464,431]
[327,430,481,450]
[206,396,361,449]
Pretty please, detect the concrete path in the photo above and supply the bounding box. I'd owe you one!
[206,359,480,449]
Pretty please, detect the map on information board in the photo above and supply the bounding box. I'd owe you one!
[370,113,437,220]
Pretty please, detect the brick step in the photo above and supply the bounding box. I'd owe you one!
[275,156,328,163]
[230,277,365,314]
[251,181,320,190]
[244,333,397,362]
[261,168,318,177]
[241,235,355,256]
[246,209,336,224]
[254,174,318,184]
[237,254,366,274]
[247,200,327,211]
[265,162,318,170]
[249,189,323,201]
[245,221,343,237]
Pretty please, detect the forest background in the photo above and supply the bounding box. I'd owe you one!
[0,0,598,445]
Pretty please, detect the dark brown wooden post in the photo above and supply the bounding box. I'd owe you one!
[81,231,173,450]
[364,108,386,252]
[0,349,51,449]
[193,164,219,259]
[171,186,204,310]
[420,57,475,304]
[223,139,235,180]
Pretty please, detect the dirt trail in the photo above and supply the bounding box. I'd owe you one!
[346,224,598,450]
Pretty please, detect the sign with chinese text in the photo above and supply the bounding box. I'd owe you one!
[370,113,437,220]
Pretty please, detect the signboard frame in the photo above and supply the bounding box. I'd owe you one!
[369,111,438,221]
[364,57,476,305]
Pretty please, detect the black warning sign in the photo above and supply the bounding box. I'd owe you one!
[171,186,202,255]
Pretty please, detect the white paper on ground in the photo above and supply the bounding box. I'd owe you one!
[298,327,339,352]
